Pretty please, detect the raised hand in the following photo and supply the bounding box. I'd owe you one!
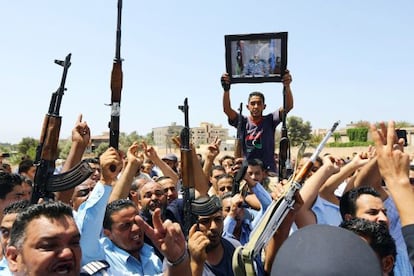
[99,147,122,184]
[221,73,231,91]
[136,208,187,263]
[371,121,410,184]
[72,114,90,147]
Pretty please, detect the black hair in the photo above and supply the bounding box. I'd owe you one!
[82,157,99,164]
[248,91,265,104]
[3,199,30,215]
[210,165,226,177]
[247,158,265,170]
[9,201,74,249]
[339,186,381,220]
[103,199,137,230]
[18,160,34,174]
[0,172,23,199]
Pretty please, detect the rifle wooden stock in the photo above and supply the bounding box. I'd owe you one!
[39,116,61,161]
[180,148,195,190]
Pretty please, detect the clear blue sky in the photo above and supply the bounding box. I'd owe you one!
[1,0,413,144]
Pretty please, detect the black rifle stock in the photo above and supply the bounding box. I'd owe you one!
[178,98,195,236]
[278,86,292,180]
[234,102,244,159]
[31,54,93,204]
[109,0,123,151]
[231,160,248,196]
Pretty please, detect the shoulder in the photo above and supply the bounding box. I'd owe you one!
[222,236,241,249]
[81,260,109,275]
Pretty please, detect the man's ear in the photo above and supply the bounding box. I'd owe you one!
[344,214,353,221]
[263,103,266,110]
[103,228,112,239]
[5,246,19,272]
[382,255,395,274]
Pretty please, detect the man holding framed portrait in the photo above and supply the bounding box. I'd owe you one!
[221,32,293,174]
[221,70,293,174]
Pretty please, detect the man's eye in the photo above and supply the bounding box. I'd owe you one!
[198,219,210,225]
[77,189,90,197]
[119,222,132,231]
[39,243,57,251]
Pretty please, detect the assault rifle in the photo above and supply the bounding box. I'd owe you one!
[234,102,244,159]
[178,98,196,236]
[108,0,123,152]
[31,54,93,204]
[233,121,340,276]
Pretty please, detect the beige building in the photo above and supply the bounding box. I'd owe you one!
[152,122,230,150]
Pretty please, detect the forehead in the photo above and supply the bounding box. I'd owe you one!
[140,182,162,193]
[6,185,23,195]
[247,165,263,173]
[112,206,138,220]
[222,158,234,164]
[1,213,17,226]
[356,194,384,209]
[198,210,223,220]
[25,215,79,240]
[221,198,231,208]
[158,178,175,186]
[217,177,232,186]
[248,95,263,103]
[212,169,225,176]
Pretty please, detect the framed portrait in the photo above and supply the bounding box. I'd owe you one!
[225,32,288,83]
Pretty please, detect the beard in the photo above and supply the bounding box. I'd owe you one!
[205,231,221,253]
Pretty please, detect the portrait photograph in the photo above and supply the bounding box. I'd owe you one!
[225,32,288,83]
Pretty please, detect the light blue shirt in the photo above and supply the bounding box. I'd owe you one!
[0,257,11,276]
[223,183,272,244]
[384,196,413,276]
[75,182,163,275]
[312,196,342,226]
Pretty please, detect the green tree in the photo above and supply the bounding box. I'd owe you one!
[17,137,38,160]
[287,116,312,146]
[58,139,72,159]
[395,121,412,128]
[94,142,109,157]
[346,128,368,142]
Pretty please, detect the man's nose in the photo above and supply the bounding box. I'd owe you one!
[377,211,388,224]
[59,246,74,259]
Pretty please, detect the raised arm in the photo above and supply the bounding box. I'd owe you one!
[109,142,143,202]
[137,208,191,276]
[221,73,238,121]
[280,70,294,114]
[294,156,339,228]
[319,153,369,205]
[372,121,414,226]
[142,141,179,184]
[55,114,91,203]
[202,137,221,181]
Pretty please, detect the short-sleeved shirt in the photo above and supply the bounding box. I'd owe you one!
[229,112,281,172]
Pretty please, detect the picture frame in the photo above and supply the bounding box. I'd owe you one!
[225,32,288,83]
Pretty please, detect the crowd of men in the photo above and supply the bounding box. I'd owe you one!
[0,71,414,275]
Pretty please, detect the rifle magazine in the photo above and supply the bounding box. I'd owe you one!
[46,160,94,192]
